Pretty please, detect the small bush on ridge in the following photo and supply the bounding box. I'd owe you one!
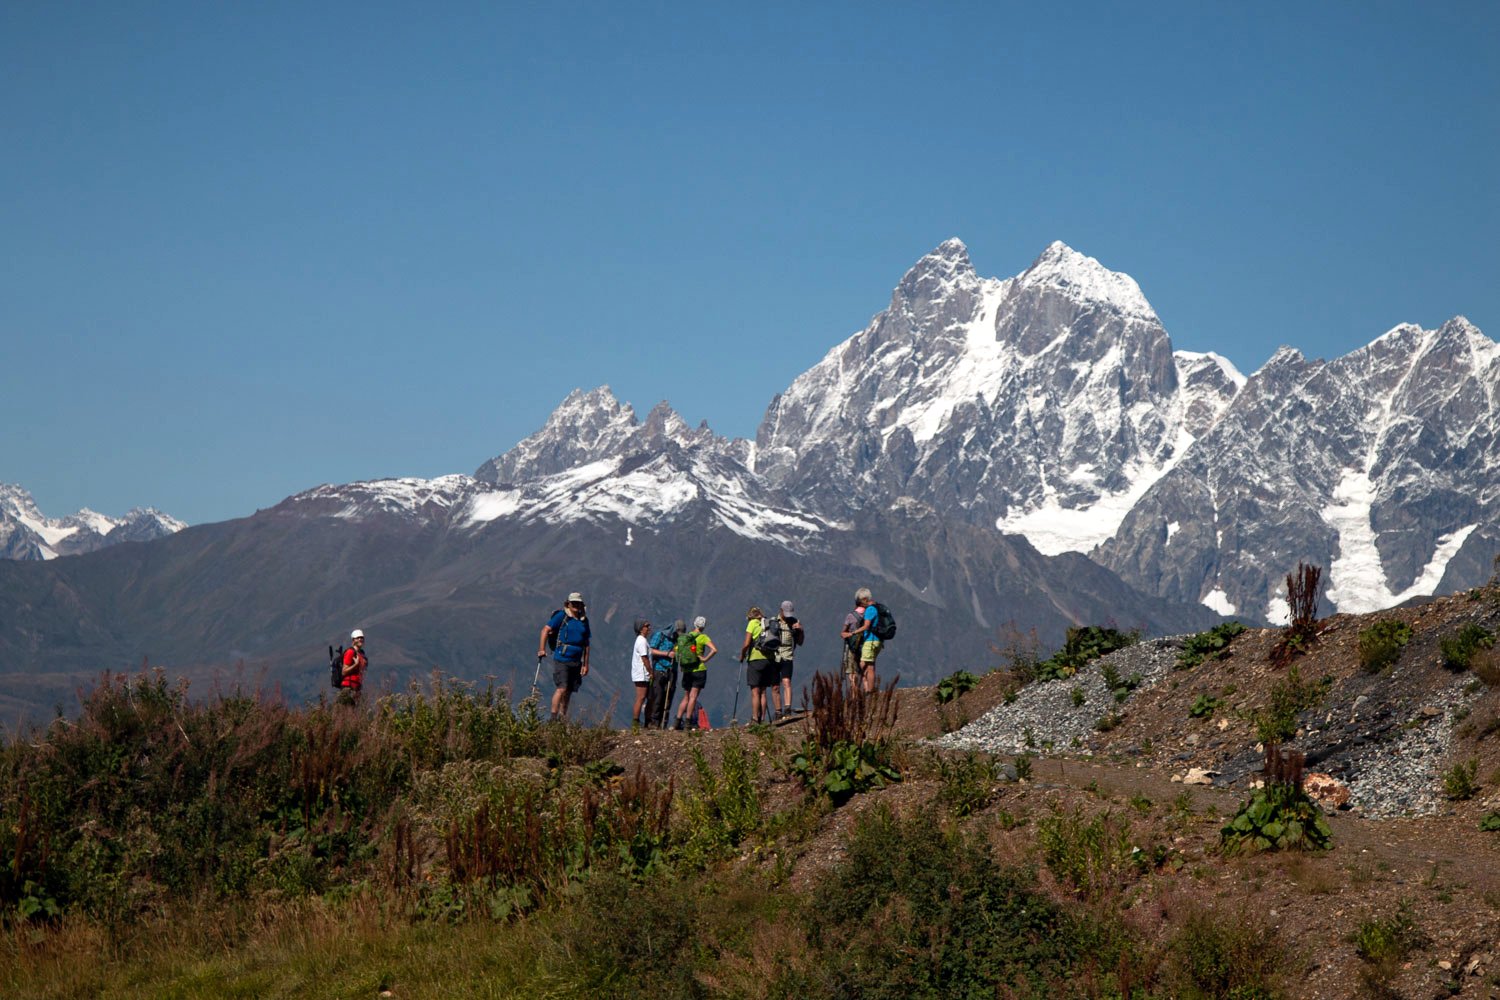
[1357,619,1413,673]
[1177,621,1248,670]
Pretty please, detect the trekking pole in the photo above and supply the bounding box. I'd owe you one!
[661,667,677,730]
[530,654,543,702]
[731,662,741,727]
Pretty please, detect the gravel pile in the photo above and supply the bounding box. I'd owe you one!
[933,633,1487,822]
[1344,677,1479,819]
[931,637,1184,755]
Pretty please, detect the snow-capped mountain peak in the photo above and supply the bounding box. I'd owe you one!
[1015,241,1157,322]
[0,482,186,560]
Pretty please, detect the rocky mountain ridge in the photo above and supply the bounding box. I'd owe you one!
[0,482,184,560]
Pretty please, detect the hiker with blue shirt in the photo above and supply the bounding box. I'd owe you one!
[841,587,882,694]
[645,619,684,728]
[538,591,591,720]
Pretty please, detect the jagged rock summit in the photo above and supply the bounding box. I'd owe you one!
[0,482,185,560]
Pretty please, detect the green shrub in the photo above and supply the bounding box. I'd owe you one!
[1480,811,1500,832]
[1351,899,1427,964]
[1099,662,1144,702]
[1189,694,1220,719]
[1036,806,1150,901]
[790,738,899,806]
[796,805,1132,997]
[1034,626,1140,682]
[934,670,978,704]
[1441,758,1479,801]
[1357,619,1413,673]
[1168,903,1288,1000]
[935,751,1002,818]
[1177,621,1248,670]
[1221,783,1332,853]
[1251,666,1331,744]
[1070,686,1086,707]
[1441,623,1495,671]
[676,737,763,866]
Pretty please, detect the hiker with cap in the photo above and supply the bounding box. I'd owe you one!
[769,600,804,719]
[739,605,776,725]
[340,628,368,701]
[673,616,718,731]
[538,592,591,720]
[629,617,654,728]
[645,618,684,728]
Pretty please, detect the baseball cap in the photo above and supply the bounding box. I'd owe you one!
[567,592,585,604]
[780,601,795,615]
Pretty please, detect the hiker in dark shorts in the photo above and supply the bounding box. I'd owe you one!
[674,617,718,730]
[740,606,775,724]
[538,592,591,720]
[769,600,804,718]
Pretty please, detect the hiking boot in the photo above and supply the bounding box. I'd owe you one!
[674,718,685,731]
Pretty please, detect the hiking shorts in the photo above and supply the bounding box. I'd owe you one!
[776,657,794,682]
[841,645,859,676]
[681,669,707,690]
[745,657,774,689]
[552,659,582,693]
[860,639,882,665]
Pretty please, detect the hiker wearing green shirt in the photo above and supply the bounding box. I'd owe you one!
[673,616,718,731]
[740,605,775,724]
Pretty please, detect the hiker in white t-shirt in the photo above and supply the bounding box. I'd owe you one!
[630,618,653,727]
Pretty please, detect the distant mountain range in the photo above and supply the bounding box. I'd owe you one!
[0,483,184,560]
[3,238,1495,722]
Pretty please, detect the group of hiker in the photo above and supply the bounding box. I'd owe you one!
[333,587,894,725]
[536,586,893,727]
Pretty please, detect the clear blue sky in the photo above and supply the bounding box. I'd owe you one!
[4,2,1496,525]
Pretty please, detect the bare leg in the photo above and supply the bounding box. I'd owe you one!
[631,682,648,725]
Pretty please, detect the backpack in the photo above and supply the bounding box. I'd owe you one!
[753,617,781,656]
[328,645,344,689]
[546,611,589,660]
[871,602,897,642]
[675,632,702,669]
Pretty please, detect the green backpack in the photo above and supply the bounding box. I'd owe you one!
[675,631,702,669]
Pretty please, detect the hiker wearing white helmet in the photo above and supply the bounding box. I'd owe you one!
[341,628,368,697]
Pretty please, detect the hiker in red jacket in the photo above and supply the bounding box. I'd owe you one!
[341,628,368,699]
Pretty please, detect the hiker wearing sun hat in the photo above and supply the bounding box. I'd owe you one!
[538,592,591,720]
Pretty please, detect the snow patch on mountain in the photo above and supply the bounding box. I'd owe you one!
[1323,468,1479,612]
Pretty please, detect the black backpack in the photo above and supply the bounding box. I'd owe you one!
[871,603,897,642]
[753,617,781,655]
[328,645,344,689]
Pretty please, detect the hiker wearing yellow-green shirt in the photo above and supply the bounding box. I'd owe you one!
[740,605,776,725]
[673,617,717,731]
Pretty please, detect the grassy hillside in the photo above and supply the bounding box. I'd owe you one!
[4,579,1500,998]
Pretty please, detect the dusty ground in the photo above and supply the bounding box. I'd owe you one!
[597,590,1500,999]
